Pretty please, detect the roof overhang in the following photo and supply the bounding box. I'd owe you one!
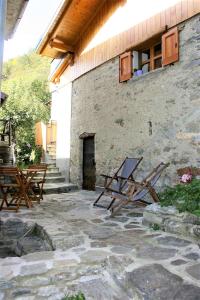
[37,0,106,59]
[6,0,29,39]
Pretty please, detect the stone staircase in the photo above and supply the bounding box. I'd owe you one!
[42,144,78,194]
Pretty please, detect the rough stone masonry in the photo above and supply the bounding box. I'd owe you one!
[70,14,200,188]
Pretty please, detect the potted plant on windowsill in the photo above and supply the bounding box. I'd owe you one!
[134,68,143,76]
[133,68,138,75]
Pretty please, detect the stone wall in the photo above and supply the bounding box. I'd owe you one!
[70,15,200,188]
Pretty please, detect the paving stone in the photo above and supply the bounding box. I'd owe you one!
[110,246,133,254]
[53,235,84,250]
[111,216,129,223]
[124,224,141,229]
[0,292,4,300]
[106,255,134,275]
[102,222,119,227]
[156,236,191,247]
[90,241,108,248]
[37,285,60,297]
[0,266,13,279]
[80,250,110,264]
[103,229,146,248]
[23,251,55,262]
[12,297,35,300]
[186,263,200,279]
[184,252,200,260]
[136,244,177,260]
[174,284,200,300]
[72,277,129,300]
[73,247,86,254]
[11,288,32,298]
[91,219,104,223]
[20,276,51,287]
[0,279,13,290]
[53,259,78,268]
[83,227,116,240]
[20,263,48,276]
[125,264,183,299]
[127,212,144,217]
[171,259,188,266]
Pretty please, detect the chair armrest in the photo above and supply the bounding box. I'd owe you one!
[100,174,112,179]
[117,175,133,180]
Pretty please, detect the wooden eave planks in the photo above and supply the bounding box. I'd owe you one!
[38,0,106,58]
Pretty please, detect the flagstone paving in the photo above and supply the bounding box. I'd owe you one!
[0,191,200,299]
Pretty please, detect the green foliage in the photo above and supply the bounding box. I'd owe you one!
[0,51,51,164]
[151,223,160,231]
[62,293,86,300]
[159,179,200,214]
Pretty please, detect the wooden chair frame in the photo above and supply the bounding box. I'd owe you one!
[28,164,47,202]
[93,157,143,209]
[110,162,170,216]
[0,167,36,212]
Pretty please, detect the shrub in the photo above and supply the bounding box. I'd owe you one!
[151,223,160,231]
[62,293,85,300]
[159,179,200,216]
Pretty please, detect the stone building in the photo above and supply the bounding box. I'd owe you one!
[37,0,200,190]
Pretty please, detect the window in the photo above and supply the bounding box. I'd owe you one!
[119,27,179,82]
[134,42,162,75]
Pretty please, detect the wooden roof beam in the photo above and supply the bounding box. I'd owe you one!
[49,39,74,53]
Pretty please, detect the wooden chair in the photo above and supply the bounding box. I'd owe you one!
[110,162,170,216]
[93,157,143,209]
[28,163,47,202]
[0,167,34,212]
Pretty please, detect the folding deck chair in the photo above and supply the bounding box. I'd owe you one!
[28,163,47,202]
[93,157,143,209]
[110,162,169,216]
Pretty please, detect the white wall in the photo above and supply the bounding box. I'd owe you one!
[50,78,72,181]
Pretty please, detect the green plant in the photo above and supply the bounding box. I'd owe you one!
[0,51,50,165]
[115,118,124,127]
[151,223,160,231]
[159,179,200,214]
[62,292,85,300]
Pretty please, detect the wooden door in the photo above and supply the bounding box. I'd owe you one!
[46,121,57,145]
[82,136,96,190]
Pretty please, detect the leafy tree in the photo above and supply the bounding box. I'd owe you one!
[0,50,51,164]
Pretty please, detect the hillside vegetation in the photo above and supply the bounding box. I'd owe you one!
[0,50,51,164]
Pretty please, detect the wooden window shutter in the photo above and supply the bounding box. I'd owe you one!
[162,27,179,66]
[119,51,132,82]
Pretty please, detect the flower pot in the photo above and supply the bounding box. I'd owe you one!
[135,70,143,76]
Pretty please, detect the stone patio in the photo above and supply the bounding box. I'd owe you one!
[0,191,200,299]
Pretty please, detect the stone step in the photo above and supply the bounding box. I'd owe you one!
[43,176,65,183]
[41,160,56,167]
[47,155,56,160]
[43,182,78,194]
[45,160,56,165]
[46,171,62,177]
[47,151,56,156]
[47,143,56,146]
[47,167,59,172]
[35,171,62,178]
[47,162,56,167]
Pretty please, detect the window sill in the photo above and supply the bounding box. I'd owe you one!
[129,67,167,82]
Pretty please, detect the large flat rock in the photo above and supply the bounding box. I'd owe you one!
[124,264,200,299]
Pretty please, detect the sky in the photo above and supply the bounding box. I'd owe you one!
[3,0,64,61]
